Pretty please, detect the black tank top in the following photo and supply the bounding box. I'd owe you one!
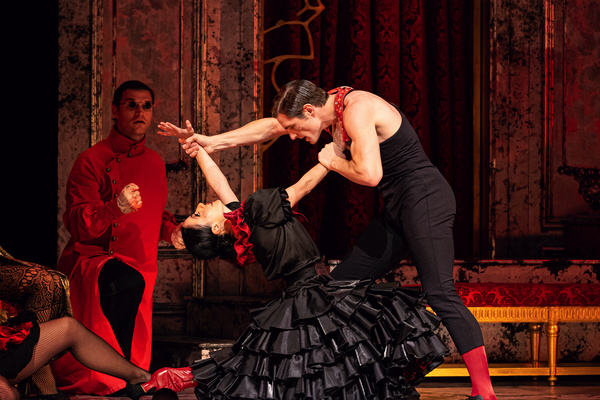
[328,87,452,224]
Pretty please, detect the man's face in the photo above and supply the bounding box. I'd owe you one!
[276,113,322,144]
[112,89,154,141]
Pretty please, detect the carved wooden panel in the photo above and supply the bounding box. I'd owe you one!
[88,0,202,306]
[59,0,262,304]
[543,0,600,225]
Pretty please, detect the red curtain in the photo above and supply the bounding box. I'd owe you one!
[262,0,474,259]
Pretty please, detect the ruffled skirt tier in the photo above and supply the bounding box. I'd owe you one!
[191,276,448,399]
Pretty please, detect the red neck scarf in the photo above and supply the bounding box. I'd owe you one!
[325,86,353,143]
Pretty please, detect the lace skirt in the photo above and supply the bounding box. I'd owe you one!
[191,276,448,399]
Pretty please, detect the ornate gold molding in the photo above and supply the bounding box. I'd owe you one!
[91,0,103,146]
[551,306,600,322]
[429,304,600,383]
[259,0,324,153]
[192,0,205,299]
[469,306,549,322]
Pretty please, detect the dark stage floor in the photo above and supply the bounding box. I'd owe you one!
[66,376,600,399]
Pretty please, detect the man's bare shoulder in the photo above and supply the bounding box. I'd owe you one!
[345,89,387,104]
[344,90,401,139]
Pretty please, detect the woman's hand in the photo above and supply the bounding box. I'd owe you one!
[157,120,194,140]
[158,120,212,157]
[318,142,346,170]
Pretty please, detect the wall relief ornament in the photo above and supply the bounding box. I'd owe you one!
[558,166,600,211]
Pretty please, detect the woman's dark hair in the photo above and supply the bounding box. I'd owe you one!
[113,80,155,106]
[181,225,237,262]
[271,79,328,118]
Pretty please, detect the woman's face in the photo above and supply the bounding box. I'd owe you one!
[182,200,225,229]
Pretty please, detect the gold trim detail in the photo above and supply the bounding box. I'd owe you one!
[91,0,103,146]
[259,0,325,153]
[428,305,600,384]
[192,0,205,299]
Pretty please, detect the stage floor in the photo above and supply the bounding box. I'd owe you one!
[67,376,600,399]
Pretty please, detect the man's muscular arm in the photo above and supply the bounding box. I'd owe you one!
[318,100,383,187]
[159,118,287,156]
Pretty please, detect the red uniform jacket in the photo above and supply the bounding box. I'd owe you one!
[52,128,178,395]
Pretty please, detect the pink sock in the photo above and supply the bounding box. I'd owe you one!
[461,346,497,400]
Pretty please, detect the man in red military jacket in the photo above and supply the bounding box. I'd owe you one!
[52,80,184,395]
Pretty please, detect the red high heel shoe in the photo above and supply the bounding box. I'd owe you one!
[125,367,198,398]
[142,367,198,393]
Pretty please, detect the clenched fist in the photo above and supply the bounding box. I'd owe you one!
[318,142,346,170]
[117,183,142,214]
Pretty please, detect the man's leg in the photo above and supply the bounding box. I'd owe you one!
[98,260,145,361]
[403,193,496,400]
[330,214,407,280]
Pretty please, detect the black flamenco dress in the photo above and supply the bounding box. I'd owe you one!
[0,299,40,380]
[191,188,448,399]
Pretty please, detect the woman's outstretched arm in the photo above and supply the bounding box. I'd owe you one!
[194,145,239,204]
[285,163,329,208]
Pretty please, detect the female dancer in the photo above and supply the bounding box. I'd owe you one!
[0,306,149,400]
[0,249,73,399]
[160,79,497,400]
[0,259,191,400]
[160,141,448,399]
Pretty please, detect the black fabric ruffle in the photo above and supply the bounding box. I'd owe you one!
[0,312,40,379]
[191,276,448,399]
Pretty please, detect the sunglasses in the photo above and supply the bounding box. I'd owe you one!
[119,101,153,111]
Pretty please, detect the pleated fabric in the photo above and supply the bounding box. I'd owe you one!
[191,276,448,399]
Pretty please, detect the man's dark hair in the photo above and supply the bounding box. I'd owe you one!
[181,225,237,262]
[271,79,328,118]
[113,80,155,106]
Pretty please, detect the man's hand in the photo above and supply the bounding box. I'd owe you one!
[181,133,205,157]
[117,183,142,214]
[171,223,186,250]
[318,142,346,170]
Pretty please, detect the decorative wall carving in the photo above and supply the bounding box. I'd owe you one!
[557,166,600,211]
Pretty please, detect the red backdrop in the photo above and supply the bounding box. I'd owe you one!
[262,0,474,260]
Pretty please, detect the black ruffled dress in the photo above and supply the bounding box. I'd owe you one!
[191,188,448,399]
[0,300,40,379]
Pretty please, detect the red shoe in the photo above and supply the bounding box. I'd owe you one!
[141,367,198,393]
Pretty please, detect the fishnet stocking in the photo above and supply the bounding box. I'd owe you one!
[0,376,20,400]
[1,257,72,395]
[11,317,150,386]
[0,264,71,323]
[28,365,58,396]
